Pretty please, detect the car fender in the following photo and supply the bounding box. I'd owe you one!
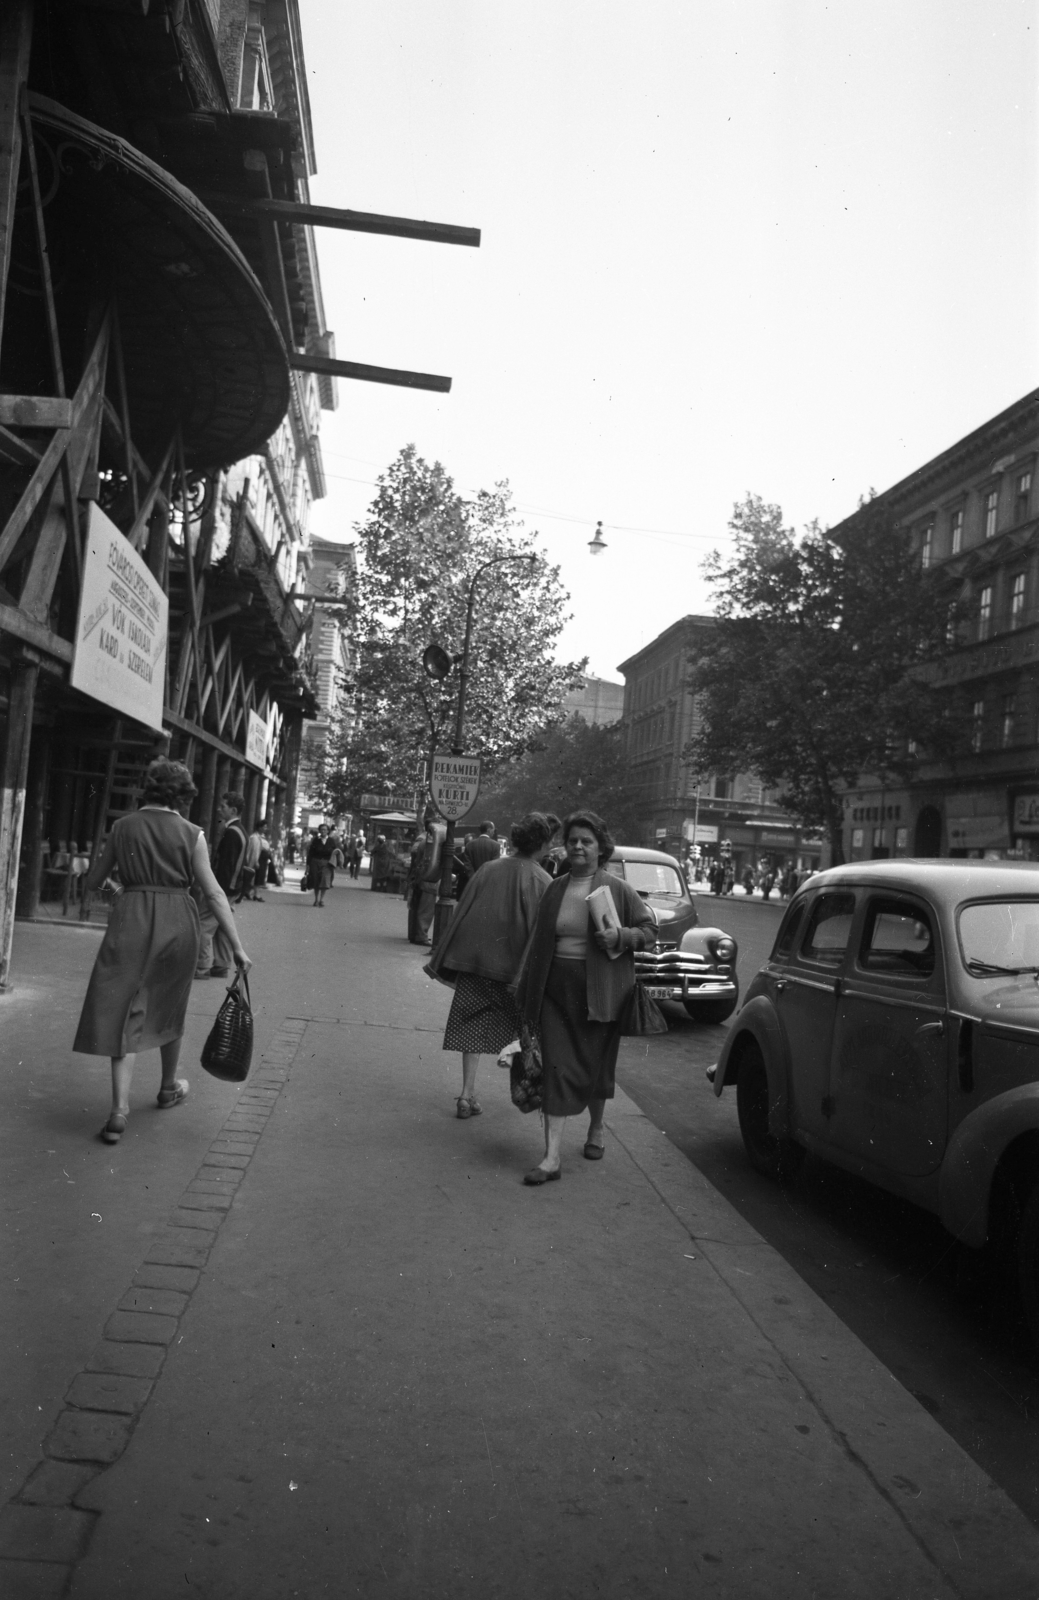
[712,996,791,1132]
[940,1085,1039,1247]
[682,923,733,954]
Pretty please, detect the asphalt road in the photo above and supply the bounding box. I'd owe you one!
[616,890,1039,1530]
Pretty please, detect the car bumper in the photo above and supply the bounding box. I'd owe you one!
[634,953,737,1004]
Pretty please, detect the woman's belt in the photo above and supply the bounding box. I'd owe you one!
[121,885,192,894]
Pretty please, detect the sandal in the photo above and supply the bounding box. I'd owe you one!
[100,1112,127,1145]
[456,1095,482,1119]
[157,1079,190,1110]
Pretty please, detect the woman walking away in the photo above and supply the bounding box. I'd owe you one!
[426,813,555,1119]
[73,758,251,1145]
[306,824,335,906]
[514,810,654,1184]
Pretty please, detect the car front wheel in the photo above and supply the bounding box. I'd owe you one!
[735,1042,804,1183]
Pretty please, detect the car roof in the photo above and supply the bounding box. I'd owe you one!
[611,845,684,868]
[799,858,1039,904]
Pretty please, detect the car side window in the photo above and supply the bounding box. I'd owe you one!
[800,892,856,967]
[859,898,935,978]
[773,900,805,960]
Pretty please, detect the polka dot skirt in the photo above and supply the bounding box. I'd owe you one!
[443,973,522,1054]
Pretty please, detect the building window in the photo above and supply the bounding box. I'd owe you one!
[971,699,984,753]
[1010,572,1026,629]
[1002,693,1016,748]
[978,585,992,641]
[920,523,933,569]
[1016,470,1032,522]
[907,738,917,757]
[984,488,999,539]
[950,508,963,554]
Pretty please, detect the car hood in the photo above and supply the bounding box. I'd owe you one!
[973,978,1039,1035]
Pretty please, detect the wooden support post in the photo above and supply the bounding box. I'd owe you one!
[0,0,32,359]
[0,656,40,988]
[14,713,48,921]
[196,744,218,843]
[269,779,285,857]
[243,770,260,833]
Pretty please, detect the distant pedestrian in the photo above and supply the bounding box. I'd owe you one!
[407,823,441,945]
[513,811,654,1183]
[370,834,390,891]
[73,758,251,1146]
[306,824,335,907]
[240,822,265,902]
[426,812,555,1119]
[347,834,363,879]
[196,791,247,976]
[464,820,499,875]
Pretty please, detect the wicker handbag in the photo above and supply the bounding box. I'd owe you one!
[201,970,254,1083]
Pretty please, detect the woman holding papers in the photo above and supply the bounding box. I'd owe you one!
[514,811,654,1184]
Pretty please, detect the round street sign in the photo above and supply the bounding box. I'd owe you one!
[429,753,482,823]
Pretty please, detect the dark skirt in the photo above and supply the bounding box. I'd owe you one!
[443,973,522,1054]
[540,956,621,1116]
[73,888,201,1057]
[309,860,334,890]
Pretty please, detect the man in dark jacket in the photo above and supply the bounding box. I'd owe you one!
[196,792,248,977]
[464,821,499,875]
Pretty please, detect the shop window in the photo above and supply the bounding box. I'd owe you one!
[950,507,963,554]
[985,489,999,540]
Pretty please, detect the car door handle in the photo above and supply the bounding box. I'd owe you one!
[915,1020,944,1039]
[775,978,787,993]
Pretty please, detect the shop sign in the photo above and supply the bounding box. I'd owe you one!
[360,793,413,812]
[71,505,167,731]
[246,710,269,769]
[760,831,796,847]
[947,791,1009,850]
[1013,795,1039,835]
[683,821,718,843]
[429,754,481,822]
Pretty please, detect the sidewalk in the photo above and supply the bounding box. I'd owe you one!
[3,880,1039,1597]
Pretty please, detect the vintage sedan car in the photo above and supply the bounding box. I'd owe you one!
[605,845,738,1023]
[709,859,1039,1339]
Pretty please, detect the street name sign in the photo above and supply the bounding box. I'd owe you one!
[429,754,481,822]
[71,504,168,731]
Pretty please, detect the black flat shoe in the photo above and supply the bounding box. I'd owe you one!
[523,1167,561,1185]
[583,1141,605,1161]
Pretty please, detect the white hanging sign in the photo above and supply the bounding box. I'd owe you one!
[246,710,269,770]
[429,754,482,823]
[70,504,167,731]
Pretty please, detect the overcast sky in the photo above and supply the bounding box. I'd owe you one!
[301,0,1038,682]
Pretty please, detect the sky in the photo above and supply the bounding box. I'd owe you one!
[300,0,1038,682]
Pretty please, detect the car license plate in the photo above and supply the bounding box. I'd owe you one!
[646,987,677,1000]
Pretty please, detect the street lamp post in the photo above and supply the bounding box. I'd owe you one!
[425,552,537,943]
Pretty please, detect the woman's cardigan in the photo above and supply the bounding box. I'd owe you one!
[424,853,552,987]
[513,867,656,1026]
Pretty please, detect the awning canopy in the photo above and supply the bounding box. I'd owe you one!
[26,95,290,471]
[369,812,418,824]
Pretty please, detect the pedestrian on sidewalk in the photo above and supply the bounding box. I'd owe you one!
[240,820,266,902]
[196,791,248,976]
[347,833,363,879]
[306,824,335,906]
[464,819,499,875]
[425,812,555,1119]
[514,810,654,1185]
[72,758,252,1146]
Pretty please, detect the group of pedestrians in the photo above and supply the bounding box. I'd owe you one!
[427,808,654,1184]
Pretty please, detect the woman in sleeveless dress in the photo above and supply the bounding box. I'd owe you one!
[73,758,251,1144]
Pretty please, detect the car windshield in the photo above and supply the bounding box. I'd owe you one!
[958,901,1039,976]
[616,862,686,899]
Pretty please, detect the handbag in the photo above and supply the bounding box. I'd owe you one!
[619,981,669,1037]
[299,869,310,891]
[201,969,254,1082]
[508,1025,543,1113]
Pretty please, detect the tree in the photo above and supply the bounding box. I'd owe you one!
[316,447,584,816]
[686,494,962,864]
[477,713,642,842]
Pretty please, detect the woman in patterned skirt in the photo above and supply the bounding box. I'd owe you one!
[74,758,251,1144]
[425,813,556,1117]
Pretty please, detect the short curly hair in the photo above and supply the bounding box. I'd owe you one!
[562,809,615,863]
[140,758,197,809]
[510,812,554,855]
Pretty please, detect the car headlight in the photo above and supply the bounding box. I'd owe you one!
[713,937,736,961]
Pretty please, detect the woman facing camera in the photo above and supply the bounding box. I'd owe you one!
[513,810,654,1184]
[426,812,556,1117]
[73,758,251,1144]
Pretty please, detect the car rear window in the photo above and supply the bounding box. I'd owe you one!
[800,892,856,967]
[859,898,935,978]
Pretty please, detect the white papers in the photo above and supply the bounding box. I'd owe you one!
[586,884,624,959]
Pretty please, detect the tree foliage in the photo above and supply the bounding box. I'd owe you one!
[685,494,961,863]
[316,447,584,815]
[477,713,642,843]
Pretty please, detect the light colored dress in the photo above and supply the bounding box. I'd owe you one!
[73,808,202,1057]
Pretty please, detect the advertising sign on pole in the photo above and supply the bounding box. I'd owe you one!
[246,710,269,770]
[429,753,482,823]
[70,504,168,731]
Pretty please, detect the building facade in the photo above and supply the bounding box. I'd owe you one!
[618,617,823,877]
[562,674,624,726]
[297,535,356,829]
[838,389,1039,864]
